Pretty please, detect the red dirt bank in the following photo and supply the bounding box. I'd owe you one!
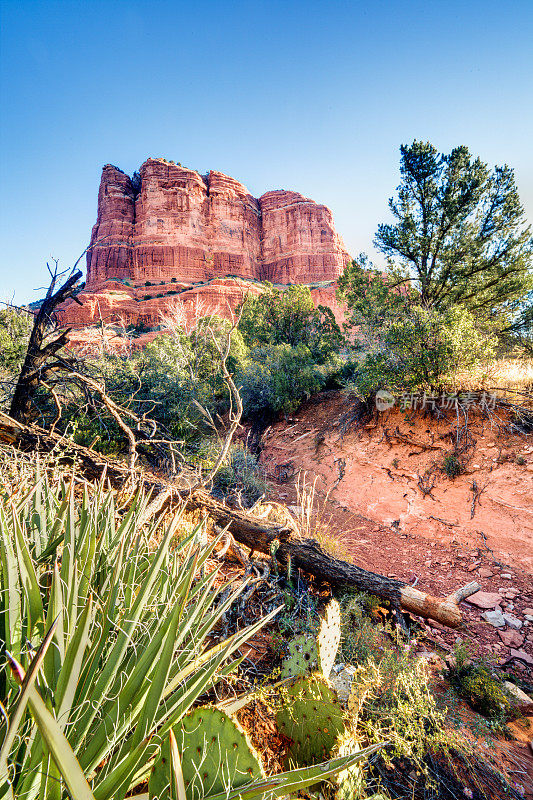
[260,391,533,664]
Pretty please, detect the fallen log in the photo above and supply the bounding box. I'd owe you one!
[188,491,479,628]
[0,410,479,628]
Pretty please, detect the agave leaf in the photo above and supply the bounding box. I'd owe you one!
[59,480,76,600]
[7,653,96,800]
[70,521,177,750]
[80,565,222,775]
[169,729,187,800]
[55,596,93,729]
[11,508,44,642]
[205,743,385,800]
[43,562,64,687]
[0,617,59,782]
[216,677,294,716]
[0,507,22,675]
[132,595,183,748]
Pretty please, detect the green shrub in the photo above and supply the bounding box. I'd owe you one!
[211,445,268,507]
[442,453,463,478]
[445,644,514,723]
[338,258,497,396]
[238,283,345,364]
[0,307,32,376]
[238,343,328,421]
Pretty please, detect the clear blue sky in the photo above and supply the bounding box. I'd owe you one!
[1,0,532,304]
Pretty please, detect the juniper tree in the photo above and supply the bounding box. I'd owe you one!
[374,140,532,320]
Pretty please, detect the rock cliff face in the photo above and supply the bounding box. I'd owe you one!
[60,158,350,329]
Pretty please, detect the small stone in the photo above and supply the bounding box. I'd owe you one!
[504,682,533,713]
[500,573,513,579]
[525,615,533,622]
[503,613,523,630]
[466,591,502,609]
[478,567,494,578]
[482,609,505,627]
[510,649,533,666]
[522,607,533,616]
[499,630,524,647]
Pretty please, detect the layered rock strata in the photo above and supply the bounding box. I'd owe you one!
[60,158,350,329]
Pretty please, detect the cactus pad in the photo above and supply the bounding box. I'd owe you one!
[317,599,341,677]
[276,674,346,766]
[280,633,318,679]
[149,707,264,800]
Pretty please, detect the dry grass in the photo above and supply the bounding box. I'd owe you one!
[294,471,353,561]
[451,357,533,401]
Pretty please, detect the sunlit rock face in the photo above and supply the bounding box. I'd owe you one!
[60,158,350,329]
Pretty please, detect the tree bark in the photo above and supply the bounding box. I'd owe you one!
[0,410,478,628]
[9,269,82,424]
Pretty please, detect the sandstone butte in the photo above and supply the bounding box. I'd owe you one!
[58,158,351,337]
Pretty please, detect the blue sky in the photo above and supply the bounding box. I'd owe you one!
[1,0,532,304]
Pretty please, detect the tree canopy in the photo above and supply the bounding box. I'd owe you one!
[238,284,344,362]
[374,141,532,318]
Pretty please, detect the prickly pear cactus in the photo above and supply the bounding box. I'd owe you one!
[280,599,341,680]
[149,707,264,800]
[317,599,341,677]
[148,735,176,800]
[334,732,365,800]
[280,633,318,679]
[276,674,346,766]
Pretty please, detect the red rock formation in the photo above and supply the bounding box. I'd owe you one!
[259,190,348,283]
[60,159,350,329]
[86,165,135,288]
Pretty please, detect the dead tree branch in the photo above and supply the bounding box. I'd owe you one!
[9,267,82,423]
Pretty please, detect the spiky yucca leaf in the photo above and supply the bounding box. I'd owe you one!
[0,471,279,800]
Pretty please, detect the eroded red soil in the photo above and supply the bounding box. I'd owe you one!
[259,391,533,666]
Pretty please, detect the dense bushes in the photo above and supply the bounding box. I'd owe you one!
[40,290,347,457]
[338,258,497,397]
[236,285,346,421]
[0,307,32,376]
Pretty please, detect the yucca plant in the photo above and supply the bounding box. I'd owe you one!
[0,468,381,799]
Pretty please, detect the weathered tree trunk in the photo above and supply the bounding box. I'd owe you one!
[0,410,479,628]
[9,269,82,424]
